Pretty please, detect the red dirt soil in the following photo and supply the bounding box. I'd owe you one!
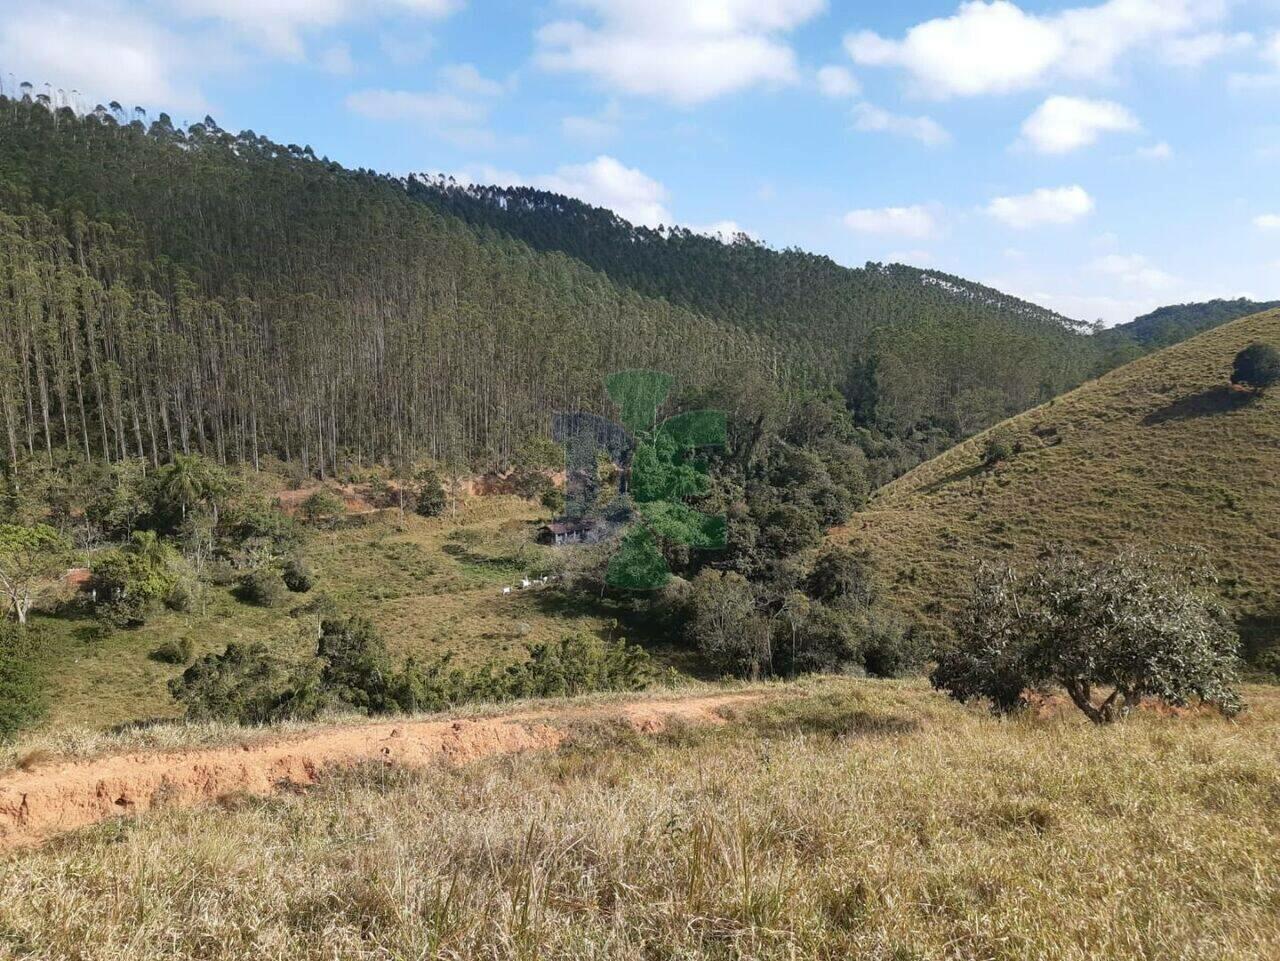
[0,692,761,851]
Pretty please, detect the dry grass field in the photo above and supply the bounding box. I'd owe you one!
[1,678,1277,960]
[834,309,1280,656]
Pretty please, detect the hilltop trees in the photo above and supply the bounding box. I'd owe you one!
[933,549,1243,722]
[1231,342,1280,393]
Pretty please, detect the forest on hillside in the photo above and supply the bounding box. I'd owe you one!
[0,94,1134,484]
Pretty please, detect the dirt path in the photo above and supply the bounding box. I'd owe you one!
[0,692,762,851]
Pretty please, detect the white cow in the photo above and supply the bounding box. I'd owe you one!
[502,586,511,595]
[521,577,532,589]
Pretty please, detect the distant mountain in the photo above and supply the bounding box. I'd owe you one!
[834,308,1280,658]
[1110,299,1280,348]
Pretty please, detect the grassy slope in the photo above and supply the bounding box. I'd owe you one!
[33,496,639,732]
[2,678,1277,959]
[834,309,1280,652]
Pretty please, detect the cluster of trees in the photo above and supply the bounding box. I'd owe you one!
[559,389,920,680]
[171,617,653,724]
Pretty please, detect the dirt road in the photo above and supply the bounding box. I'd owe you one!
[0,691,760,851]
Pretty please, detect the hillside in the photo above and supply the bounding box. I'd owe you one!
[0,96,1115,478]
[2,678,1278,959]
[834,309,1280,656]
[411,178,1104,435]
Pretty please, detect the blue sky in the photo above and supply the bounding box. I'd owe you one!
[4,1,1280,325]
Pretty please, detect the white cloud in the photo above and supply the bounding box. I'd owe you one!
[1137,141,1173,160]
[346,62,506,145]
[318,43,354,75]
[843,205,938,239]
[1255,214,1280,230]
[0,5,204,110]
[1090,253,1177,290]
[452,157,752,233]
[986,185,1094,228]
[535,0,826,105]
[853,102,950,146]
[175,0,463,60]
[847,0,1228,99]
[561,101,622,144]
[1020,96,1139,153]
[1163,31,1253,67]
[438,63,507,97]
[533,156,672,227]
[1231,33,1280,90]
[886,249,934,265]
[345,88,483,125]
[817,64,860,98]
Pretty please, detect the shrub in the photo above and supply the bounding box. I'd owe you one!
[981,429,1015,466]
[169,642,322,725]
[281,556,314,593]
[149,638,195,665]
[540,486,566,514]
[236,569,289,608]
[932,549,1242,722]
[317,616,395,714]
[299,489,345,524]
[1230,342,1280,393]
[412,468,447,518]
[90,531,180,627]
[0,623,46,739]
[165,579,199,613]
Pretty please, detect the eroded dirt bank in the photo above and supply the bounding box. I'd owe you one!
[0,692,759,851]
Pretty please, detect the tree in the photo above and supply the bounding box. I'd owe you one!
[687,569,771,679]
[932,549,1243,723]
[807,546,876,609]
[1230,342,1280,393]
[154,454,232,527]
[0,524,69,623]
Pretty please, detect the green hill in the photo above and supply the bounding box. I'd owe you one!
[1108,298,1280,349]
[835,309,1280,657]
[0,96,1114,479]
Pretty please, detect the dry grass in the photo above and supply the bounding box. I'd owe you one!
[834,310,1280,654]
[2,678,1278,960]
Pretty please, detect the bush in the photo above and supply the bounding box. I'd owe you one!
[413,469,447,518]
[0,623,46,739]
[299,489,345,524]
[165,579,199,613]
[236,569,289,608]
[981,429,1016,466]
[149,637,195,665]
[1230,342,1280,393]
[282,556,314,593]
[169,642,322,725]
[932,549,1243,722]
[317,616,395,714]
[90,531,180,627]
